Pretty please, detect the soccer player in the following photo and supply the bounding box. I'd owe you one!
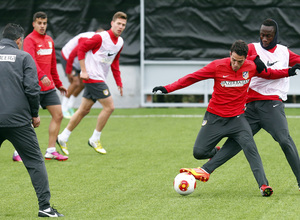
[23,11,68,161]
[204,18,300,192]
[153,40,299,196]
[0,23,63,217]
[60,27,105,119]
[57,11,127,155]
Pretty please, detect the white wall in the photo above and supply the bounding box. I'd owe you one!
[57,63,300,108]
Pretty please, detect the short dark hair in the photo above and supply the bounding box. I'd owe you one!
[262,18,277,33]
[230,40,248,57]
[112,11,127,21]
[33,11,47,21]
[2,23,24,41]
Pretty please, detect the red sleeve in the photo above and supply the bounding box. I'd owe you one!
[50,42,63,88]
[66,45,78,74]
[247,43,258,56]
[23,36,46,80]
[288,49,300,66]
[165,61,216,93]
[78,34,102,60]
[246,55,258,62]
[111,46,123,87]
[257,68,289,79]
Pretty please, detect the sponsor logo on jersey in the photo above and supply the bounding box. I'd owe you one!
[0,46,5,49]
[242,71,249,79]
[37,48,52,55]
[103,89,109,96]
[0,54,16,62]
[108,52,115,56]
[267,60,278,66]
[220,79,250,87]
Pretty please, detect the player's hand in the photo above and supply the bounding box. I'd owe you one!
[58,86,68,96]
[118,86,123,96]
[32,116,40,128]
[254,56,267,73]
[80,70,89,80]
[41,76,51,87]
[288,63,300,76]
[152,86,168,94]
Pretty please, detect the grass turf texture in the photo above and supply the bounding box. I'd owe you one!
[0,107,300,219]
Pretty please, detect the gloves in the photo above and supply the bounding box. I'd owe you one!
[152,86,168,94]
[288,63,300,76]
[254,56,267,73]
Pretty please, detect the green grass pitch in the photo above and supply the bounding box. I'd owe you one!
[0,108,300,219]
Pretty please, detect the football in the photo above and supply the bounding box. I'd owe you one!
[173,172,196,195]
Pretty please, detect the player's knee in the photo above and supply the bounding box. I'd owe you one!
[81,108,90,116]
[193,148,208,160]
[104,104,115,114]
[110,105,115,113]
[54,112,63,122]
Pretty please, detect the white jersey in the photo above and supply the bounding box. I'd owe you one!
[249,43,290,100]
[62,32,95,59]
[85,31,124,81]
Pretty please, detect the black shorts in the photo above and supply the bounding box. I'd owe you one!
[83,82,111,102]
[72,69,81,76]
[39,90,61,109]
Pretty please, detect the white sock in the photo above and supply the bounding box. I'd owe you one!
[61,96,69,112]
[60,128,72,142]
[13,150,19,156]
[90,129,101,141]
[202,168,209,174]
[46,147,56,154]
[67,95,76,109]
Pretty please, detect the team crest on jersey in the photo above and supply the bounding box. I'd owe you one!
[103,89,109,96]
[48,41,52,48]
[202,120,207,126]
[242,71,249,79]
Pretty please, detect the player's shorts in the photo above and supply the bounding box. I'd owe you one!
[72,68,81,76]
[83,82,111,102]
[39,90,61,109]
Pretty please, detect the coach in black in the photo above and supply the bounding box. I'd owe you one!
[0,23,63,217]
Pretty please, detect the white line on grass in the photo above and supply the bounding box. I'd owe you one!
[40,114,300,118]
